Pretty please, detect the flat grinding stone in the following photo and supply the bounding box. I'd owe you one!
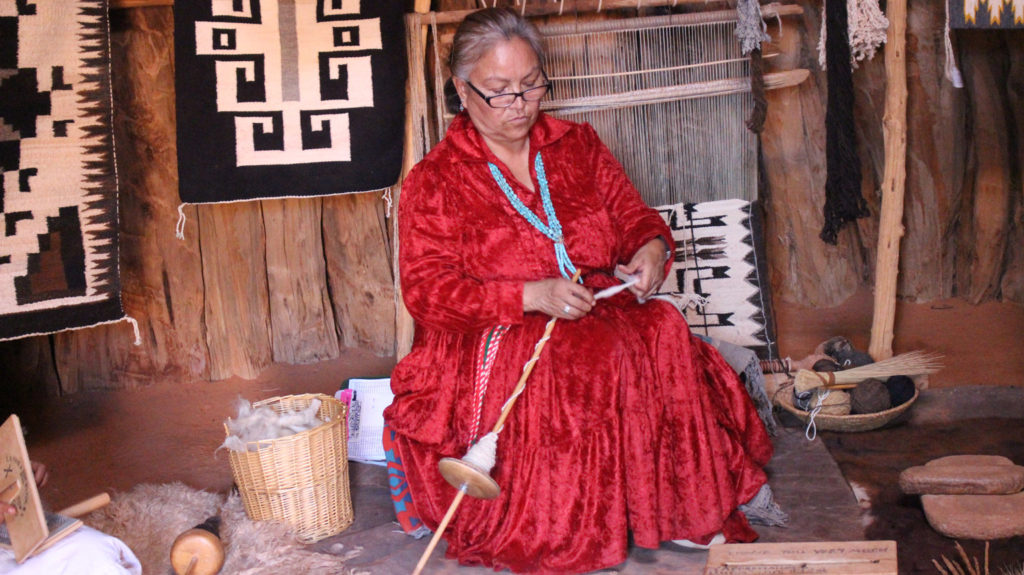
[922,491,1024,540]
[899,455,1024,495]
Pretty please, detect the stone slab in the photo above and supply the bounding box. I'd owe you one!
[921,491,1024,540]
[900,463,1024,495]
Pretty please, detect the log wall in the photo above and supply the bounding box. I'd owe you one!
[0,1,1020,393]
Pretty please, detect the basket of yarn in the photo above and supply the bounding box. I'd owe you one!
[776,383,920,433]
[223,393,353,542]
[772,343,939,433]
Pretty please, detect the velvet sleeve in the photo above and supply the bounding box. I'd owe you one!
[398,161,525,333]
[582,124,675,272]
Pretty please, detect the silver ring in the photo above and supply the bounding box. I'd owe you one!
[562,304,571,314]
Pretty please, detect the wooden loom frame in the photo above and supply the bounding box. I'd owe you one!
[395,1,806,357]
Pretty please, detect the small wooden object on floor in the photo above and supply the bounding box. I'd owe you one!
[0,414,49,562]
[170,516,225,575]
[704,540,898,574]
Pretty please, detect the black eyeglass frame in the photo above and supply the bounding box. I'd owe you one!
[464,79,552,109]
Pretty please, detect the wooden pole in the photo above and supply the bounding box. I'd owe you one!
[395,0,433,359]
[868,0,908,361]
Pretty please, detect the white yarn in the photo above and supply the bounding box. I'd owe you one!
[944,0,964,88]
[804,389,830,441]
[175,203,187,240]
[818,0,890,70]
[650,292,709,313]
[461,431,498,472]
[222,397,325,452]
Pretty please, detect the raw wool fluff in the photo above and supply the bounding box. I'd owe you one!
[84,483,357,575]
[222,398,325,452]
[817,0,889,69]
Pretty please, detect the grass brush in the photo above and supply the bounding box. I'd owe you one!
[794,350,943,393]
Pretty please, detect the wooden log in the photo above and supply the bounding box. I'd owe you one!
[395,0,433,360]
[55,7,209,392]
[197,202,273,381]
[957,32,1013,304]
[895,1,961,301]
[1000,37,1024,305]
[262,199,340,364]
[323,193,396,357]
[868,0,908,361]
[759,8,861,307]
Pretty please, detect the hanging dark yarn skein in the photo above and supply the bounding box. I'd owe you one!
[821,0,869,245]
[747,48,767,133]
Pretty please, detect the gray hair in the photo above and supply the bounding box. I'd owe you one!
[444,8,545,112]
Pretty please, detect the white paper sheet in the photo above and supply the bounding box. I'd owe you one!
[345,378,394,463]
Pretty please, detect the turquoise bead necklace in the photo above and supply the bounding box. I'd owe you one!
[488,153,578,280]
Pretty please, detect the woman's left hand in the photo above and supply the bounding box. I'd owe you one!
[616,238,668,301]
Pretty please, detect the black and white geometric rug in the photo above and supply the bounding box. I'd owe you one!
[174,0,407,204]
[0,0,124,342]
[654,199,778,360]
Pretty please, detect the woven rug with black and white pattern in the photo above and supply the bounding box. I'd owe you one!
[654,198,778,360]
[0,0,123,341]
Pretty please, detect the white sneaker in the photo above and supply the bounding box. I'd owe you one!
[671,532,725,550]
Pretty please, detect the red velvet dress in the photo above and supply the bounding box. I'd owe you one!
[385,113,772,574]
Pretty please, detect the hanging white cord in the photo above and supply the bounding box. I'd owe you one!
[126,316,142,346]
[804,389,831,441]
[559,0,565,15]
[944,0,964,88]
[382,188,393,218]
[175,203,187,240]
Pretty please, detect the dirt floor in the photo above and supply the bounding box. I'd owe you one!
[7,287,1024,572]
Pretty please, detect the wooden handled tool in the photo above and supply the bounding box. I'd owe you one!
[56,492,111,518]
[170,516,225,575]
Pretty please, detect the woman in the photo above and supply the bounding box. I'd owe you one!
[385,8,773,573]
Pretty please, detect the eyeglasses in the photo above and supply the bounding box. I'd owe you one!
[465,80,551,109]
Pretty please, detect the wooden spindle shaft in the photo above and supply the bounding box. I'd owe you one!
[412,488,467,575]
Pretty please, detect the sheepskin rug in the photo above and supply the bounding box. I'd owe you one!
[84,483,360,575]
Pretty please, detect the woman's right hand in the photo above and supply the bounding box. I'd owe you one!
[523,278,594,320]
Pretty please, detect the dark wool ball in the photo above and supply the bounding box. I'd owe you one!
[834,349,875,369]
[813,358,842,372]
[850,379,891,414]
[822,336,854,358]
[886,375,916,406]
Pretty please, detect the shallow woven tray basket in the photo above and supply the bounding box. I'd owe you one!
[776,387,919,433]
[225,393,353,543]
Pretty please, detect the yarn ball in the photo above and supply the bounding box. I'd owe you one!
[793,389,851,415]
[833,349,875,369]
[816,390,851,416]
[886,375,916,406]
[850,379,891,414]
[812,358,842,372]
[817,336,854,358]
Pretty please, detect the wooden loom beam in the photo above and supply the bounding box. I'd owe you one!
[419,2,802,25]
[868,0,908,360]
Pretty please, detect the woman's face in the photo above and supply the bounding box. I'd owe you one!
[455,37,545,149]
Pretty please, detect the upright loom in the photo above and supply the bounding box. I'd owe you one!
[408,3,807,207]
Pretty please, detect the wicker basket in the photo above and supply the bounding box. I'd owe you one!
[225,394,353,543]
[776,386,919,433]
